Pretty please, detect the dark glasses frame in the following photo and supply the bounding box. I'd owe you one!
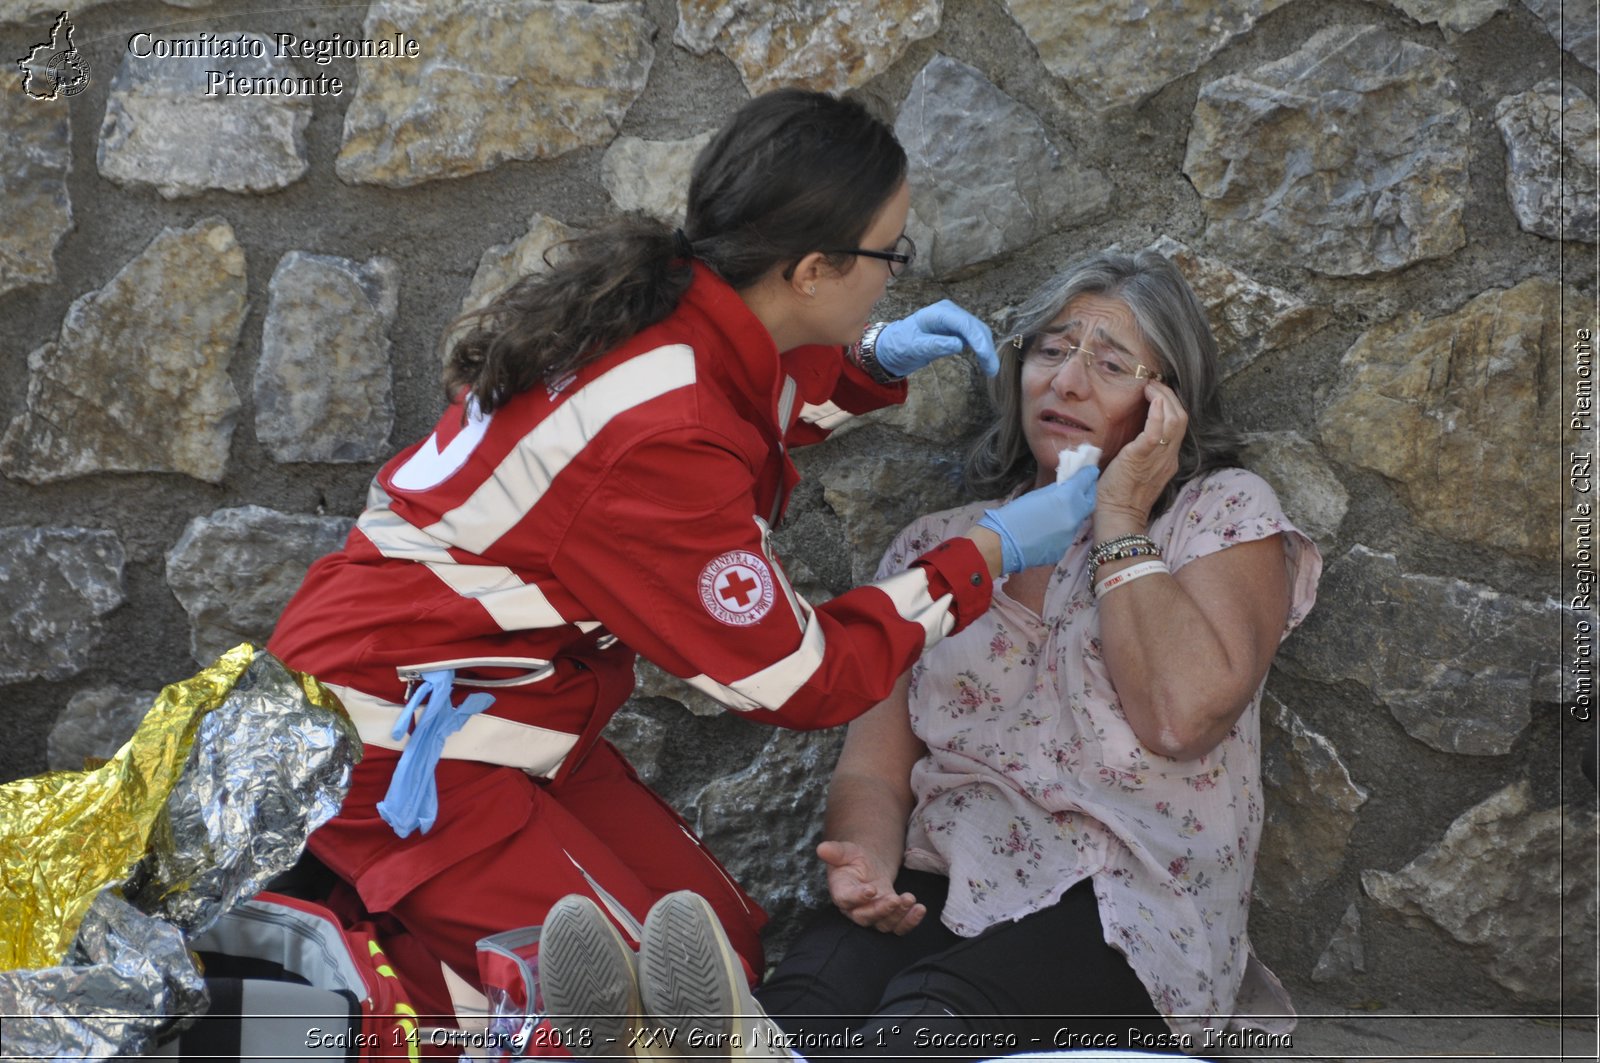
[821,234,916,277]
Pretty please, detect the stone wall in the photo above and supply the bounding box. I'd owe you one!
[2,0,1595,1024]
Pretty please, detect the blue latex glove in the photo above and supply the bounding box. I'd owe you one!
[875,300,1000,378]
[976,466,1100,574]
[377,670,496,838]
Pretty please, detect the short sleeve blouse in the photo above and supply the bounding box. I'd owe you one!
[874,468,1322,1039]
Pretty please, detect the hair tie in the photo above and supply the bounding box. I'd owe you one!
[672,228,694,259]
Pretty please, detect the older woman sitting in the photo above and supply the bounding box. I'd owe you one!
[538,250,1322,1062]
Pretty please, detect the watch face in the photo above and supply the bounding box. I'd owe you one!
[851,323,897,384]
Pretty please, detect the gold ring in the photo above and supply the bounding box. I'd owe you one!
[1158,438,1170,446]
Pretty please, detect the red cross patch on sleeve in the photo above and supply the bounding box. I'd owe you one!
[698,550,777,627]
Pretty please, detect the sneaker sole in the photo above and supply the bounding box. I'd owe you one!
[540,894,642,1056]
[637,892,743,1049]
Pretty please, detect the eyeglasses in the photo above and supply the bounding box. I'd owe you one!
[823,234,916,278]
[1013,335,1163,391]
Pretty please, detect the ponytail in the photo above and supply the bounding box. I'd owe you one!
[443,219,693,412]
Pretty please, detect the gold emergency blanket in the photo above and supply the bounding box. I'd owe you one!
[0,644,350,971]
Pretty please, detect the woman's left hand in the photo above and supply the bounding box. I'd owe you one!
[817,839,926,935]
[1096,381,1187,528]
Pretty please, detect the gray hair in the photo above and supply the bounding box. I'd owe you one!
[965,248,1240,517]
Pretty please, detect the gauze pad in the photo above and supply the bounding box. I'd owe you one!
[1056,443,1102,483]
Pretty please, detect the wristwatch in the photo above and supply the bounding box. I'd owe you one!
[848,321,898,384]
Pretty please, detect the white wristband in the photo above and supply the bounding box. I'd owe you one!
[1093,559,1168,598]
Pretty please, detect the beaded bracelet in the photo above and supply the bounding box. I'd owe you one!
[1089,533,1155,559]
[1087,534,1161,582]
[1094,559,1168,599]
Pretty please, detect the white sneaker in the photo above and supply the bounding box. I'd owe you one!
[636,891,791,1063]
[540,893,677,1062]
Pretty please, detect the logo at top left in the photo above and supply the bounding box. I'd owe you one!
[18,11,91,101]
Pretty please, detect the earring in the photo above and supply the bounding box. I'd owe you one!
[808,285,816,296]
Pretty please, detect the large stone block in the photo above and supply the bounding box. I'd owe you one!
[1145,237,1327,381]
[1311,903,1366,983]
[815,444,966,584]
[675,0,940,95]
[164,506,354,664]
[1185,25,1469,276]
[0,527,125,683]
[1522,0,1599,71]
[1362,782,1598,1005]
[896,55,1110,278]
[460,214,581,319]
[0,219,245,484]
[336,1,654,187]
[1495,80,1599,244]
[1255,694,1369,911]
[47,685,159,771]
[1001,0,1290,112]
[600,707,669,786]
[1238,433,1349,547]
[255,252,398,464]
[1389,0,1509,32]
[1282,546,1560,756]
[0,95,71,298]
[1318,278,1565,558]
[601,132,714,225]
[97,33,310,199]
[825,354,980,446]
[689,726,845,933]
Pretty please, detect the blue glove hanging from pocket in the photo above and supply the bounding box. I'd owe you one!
[377,670,495,838]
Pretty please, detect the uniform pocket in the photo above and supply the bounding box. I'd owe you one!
[350,766,536,913]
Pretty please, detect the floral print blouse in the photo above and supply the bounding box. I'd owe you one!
[875,469,1322,1039]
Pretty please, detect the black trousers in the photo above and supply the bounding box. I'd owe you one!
[755,871,1179,1062]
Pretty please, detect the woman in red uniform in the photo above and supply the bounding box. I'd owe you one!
[267,88,1099,1021]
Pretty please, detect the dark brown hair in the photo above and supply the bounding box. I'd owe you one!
[444,89,907,411]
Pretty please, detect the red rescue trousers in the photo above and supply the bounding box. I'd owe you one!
[309,739,767,1021]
